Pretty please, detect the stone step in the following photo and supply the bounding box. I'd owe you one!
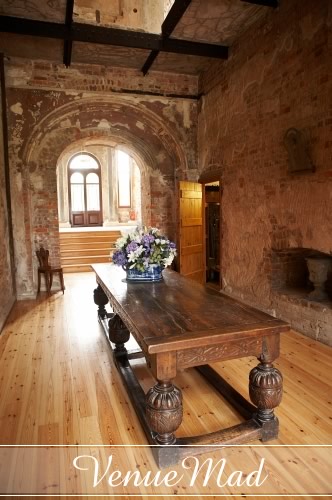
[60,241,116,250]
[59,234,120,243]
[60,229,120,272]
[61,247,115,257]
[62,263,94,273]
[61,255,112,265]
[59,230,121,238]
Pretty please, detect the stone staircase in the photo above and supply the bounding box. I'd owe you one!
[59,230,122,273]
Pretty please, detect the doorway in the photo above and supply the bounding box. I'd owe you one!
[177,179,222,289]
[68,153,102,227]
[204,181,221,289]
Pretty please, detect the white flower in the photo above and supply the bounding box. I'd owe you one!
[163,255,174,267]
[115,237,127,249]
[127,245,144,263]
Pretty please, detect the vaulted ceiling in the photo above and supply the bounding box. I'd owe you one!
[0,0,278,75]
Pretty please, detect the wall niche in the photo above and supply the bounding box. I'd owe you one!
[270,248,332,304]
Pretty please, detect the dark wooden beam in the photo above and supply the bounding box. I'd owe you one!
[0,16,67,40]
[142,0,192,75]
[141,50,159,76]
[162,37,227,58]
[0,15,228,60]
[241,0,278,7]
[63,0,75,67]
[162,0,192,37]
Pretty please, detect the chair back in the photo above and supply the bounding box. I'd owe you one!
[36,247,51,269]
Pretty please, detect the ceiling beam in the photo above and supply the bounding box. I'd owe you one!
[142,0,192,75]
[0,15,228,59]
[141,50,159,76]
[63,0,74,67]
[0,16,67,40]
[241,0,278,7]
[162,0,192,37]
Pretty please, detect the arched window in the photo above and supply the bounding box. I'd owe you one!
[68,153,102,227]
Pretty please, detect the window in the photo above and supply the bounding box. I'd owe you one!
[117,150,131,208]
[70,172,84,211]
[69,154,99,170]
[86,172,100,211]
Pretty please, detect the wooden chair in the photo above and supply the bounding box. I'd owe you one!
[36,246,65,295]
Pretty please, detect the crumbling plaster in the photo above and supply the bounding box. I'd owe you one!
[7,89,197,298]
[0,84,15,330]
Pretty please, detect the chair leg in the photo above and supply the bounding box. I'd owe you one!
[49,272,53,291]
[45,271,51,295]
[37,271,41,294]
[59,271,65,294]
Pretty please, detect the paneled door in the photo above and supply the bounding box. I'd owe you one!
[69,153,103,227]
[178,181,204,283]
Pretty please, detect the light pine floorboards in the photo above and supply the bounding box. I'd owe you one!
[0,272,331,499]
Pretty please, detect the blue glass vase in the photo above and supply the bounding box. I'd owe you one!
[125,264,163,282]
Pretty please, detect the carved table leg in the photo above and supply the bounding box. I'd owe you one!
[93,284,108,319]
[108,314,130,357]
[146,380,183,445]
[249,361,283,440]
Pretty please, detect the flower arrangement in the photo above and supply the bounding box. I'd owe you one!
[112,226,177,272]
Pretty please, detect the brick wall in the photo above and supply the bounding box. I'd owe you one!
[198,0,332,345]
[6,58,198,97]
[7,67,197,298]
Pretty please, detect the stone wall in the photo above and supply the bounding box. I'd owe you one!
[198,0,332,345]
[6,61,198,298]
[0,65,15,331]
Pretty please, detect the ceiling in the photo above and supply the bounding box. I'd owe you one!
[0,0,277,76]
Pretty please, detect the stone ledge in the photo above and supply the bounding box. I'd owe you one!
[272,287,332,312]
[271,288,332,347]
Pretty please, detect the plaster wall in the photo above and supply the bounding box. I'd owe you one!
[0,78,15,330]
[6,66,197,298]
[198,0,332,344]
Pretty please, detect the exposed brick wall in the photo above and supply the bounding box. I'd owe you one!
[0,77,15,330]
[7,80,197,298]
[6,58,198,97]
[198,0,332,345]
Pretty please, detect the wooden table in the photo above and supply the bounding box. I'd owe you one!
[92,263,289,467]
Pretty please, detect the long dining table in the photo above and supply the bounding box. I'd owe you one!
[92,263,289,467]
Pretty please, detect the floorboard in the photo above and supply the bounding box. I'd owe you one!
[0,272,331,498]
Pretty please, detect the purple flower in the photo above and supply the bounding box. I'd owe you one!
[126,241,138,253]
[170,242,176,249]
[142,234,154,246]
[112,250,127,266]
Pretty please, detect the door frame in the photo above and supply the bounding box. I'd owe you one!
[199,171,223,289]
[68,152,103,227]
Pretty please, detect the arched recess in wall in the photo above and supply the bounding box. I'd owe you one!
[56,138,144,228]
[15,95,188,296]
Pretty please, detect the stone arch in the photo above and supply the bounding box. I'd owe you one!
[13,95,189,296]
[23,95,188,174]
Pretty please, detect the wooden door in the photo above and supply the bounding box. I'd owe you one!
[178,181,204,283]
[69,171,102,227]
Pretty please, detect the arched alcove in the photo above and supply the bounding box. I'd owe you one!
[56,140,144,229]
[11,96,189,297]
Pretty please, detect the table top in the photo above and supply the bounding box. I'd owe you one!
[92,263,289,354]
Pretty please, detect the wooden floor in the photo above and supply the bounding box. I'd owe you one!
[0,272,331,499]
